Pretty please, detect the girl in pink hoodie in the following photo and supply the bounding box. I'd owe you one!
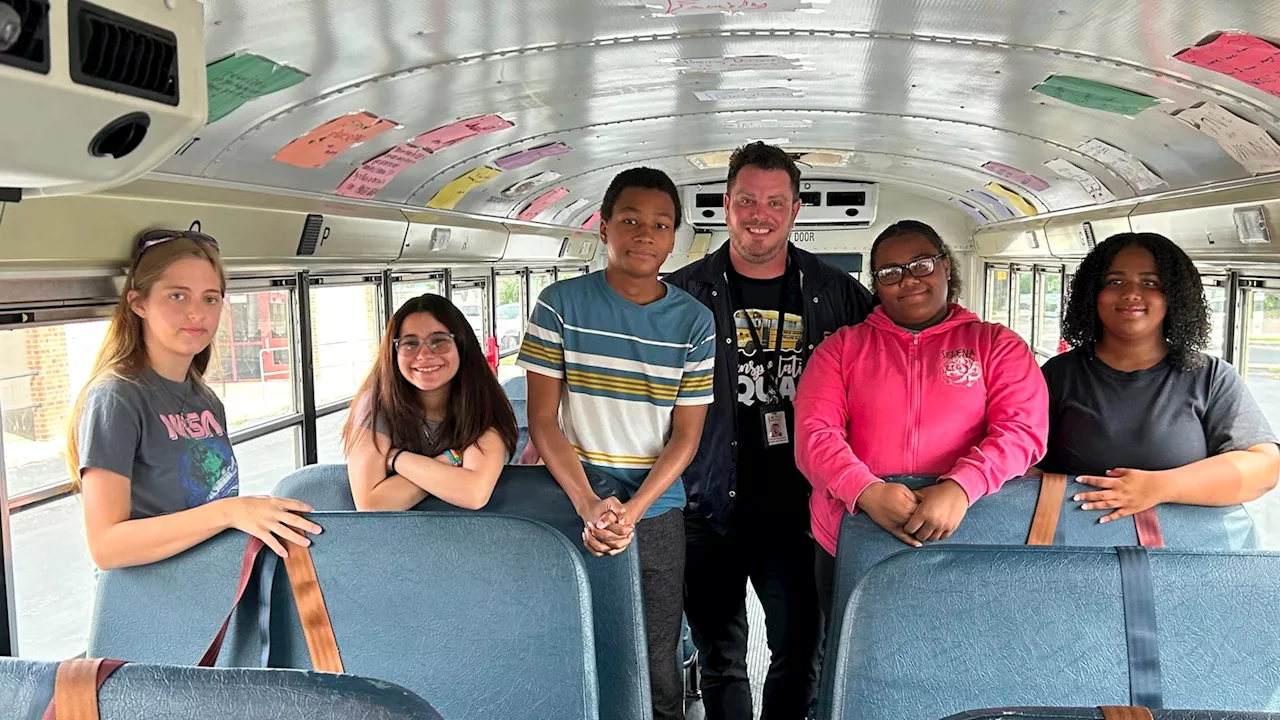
[795,220,1048,603]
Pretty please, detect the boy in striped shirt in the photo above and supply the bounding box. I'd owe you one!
[518,167,715,720]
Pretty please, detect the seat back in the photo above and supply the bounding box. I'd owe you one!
[269,512,599,720]
[942,709,1280,720]
[831,546,1280,720]
[501,375,531,461]
[0,658,442,719]
[817,474,1260,719]
[273,463,652,720]
[87,530,265,667]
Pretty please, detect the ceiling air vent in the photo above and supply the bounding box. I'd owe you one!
[1081,221,1096,250]
[0,0,51,74]
[69,0,179,106]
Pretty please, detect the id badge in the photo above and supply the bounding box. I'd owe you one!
[760,403,791,447]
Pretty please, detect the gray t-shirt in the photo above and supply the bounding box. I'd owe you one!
[352,392,448,457]
[1042,348,1278,476]
[78,369,240,519]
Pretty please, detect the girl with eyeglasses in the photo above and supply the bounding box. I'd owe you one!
[67,230,322,570]
[343,293,519,511]
[794,220,1048,618]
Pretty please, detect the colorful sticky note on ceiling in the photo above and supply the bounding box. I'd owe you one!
[205,53,309,124]
[500,171,563,200]
[1075,138,1166,192]
[1044,158,1117,203]
[413,115,515,153]
[274,112,399,169]
[949,198,989,224]
[494,143,572,171]
[983,182,1039,216]
[1173,102,1280,175]
[982,161,1050,192]
[427,166,503,210]
[518,188,571,222]
[581,211,602,230]
[659,0,810,15]
[964,189,1016,220]
[1032,75,1160,116]
[334,144,430,200]
[552,198,593,225]
[1174,33,1280,99]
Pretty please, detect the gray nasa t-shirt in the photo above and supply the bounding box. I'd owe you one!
[78,370,239,519]
[1042,348,1278,477]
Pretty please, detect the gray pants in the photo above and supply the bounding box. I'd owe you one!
[636,508,687,720]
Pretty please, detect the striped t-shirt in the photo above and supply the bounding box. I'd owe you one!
[516,270,716,518]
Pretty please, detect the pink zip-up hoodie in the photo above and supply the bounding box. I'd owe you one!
[795,304,1049,555]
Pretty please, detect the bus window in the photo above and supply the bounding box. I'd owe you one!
[392,278,444,311]
[311,284,383,406]
[1035,269,1062,358]
[557,267,586,281]
[207,291,296,432]
[0,320,109,660]
[495,273,527,357]
[1240,288,1280,430]
[1205,282,1227,358]
[1014,269,1034,343]
[985,267,1011,326]
[530,271,554,301]
[451,280,491,346]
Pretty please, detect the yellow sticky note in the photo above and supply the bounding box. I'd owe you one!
[427,166,503,210]
[984,182,1039,216]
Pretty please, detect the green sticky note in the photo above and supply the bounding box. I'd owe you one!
[1033,75,1160,116]
[205,54,309,124]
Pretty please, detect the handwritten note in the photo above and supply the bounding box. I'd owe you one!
[273,112,399,169]
[427,166,503,210]
[1044,158,1117,203]
[581,211,602,230]
[982,161,1051,192]
[1032,75,1160,116]
[334,144,429,199]
[413,115,515,153]
[659,0,808,15]
[500,171,563,200]
[1173,102,1280,175]
[518,188,571,222]
[205,54,309,124]
[984,182,1039,216]
[494,143,572,171]
[552,198,593,224]
[673,55,802,72]
[1076,138,1166,192]
[1175,33,1280,99]
[694,87,803,102]
[965,189,1016,220]
[950,197,990,224]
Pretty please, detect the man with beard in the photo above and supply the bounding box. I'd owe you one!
[665,142,875,719]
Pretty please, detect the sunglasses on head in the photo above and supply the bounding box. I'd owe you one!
[128,229,221,282]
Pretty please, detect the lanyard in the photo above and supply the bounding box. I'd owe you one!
[728,264,792,400]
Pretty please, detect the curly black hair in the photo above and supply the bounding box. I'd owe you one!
[600,167,683,229]
[869,220,963,302]
[1061,232,1209,371]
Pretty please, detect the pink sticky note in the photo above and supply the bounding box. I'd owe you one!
[1175,33,1280,99]
[495,142,572,171]
[412,114,515,152]
[982,161,1050,192]
[334,143,430,199]
[581,211,602,230]
[518,187,570,222]
[273,112,398,169]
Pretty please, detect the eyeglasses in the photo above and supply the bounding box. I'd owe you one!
[872,253,946,286]
[394,332,456,356]
[131,229,220,273]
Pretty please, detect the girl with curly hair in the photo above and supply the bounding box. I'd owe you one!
[1041,232,1279,523]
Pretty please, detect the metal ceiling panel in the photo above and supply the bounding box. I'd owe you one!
[158,0,1280,227]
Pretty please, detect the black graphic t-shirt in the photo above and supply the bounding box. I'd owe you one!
[729,265,809,528]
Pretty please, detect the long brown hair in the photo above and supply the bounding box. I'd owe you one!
[65,233,228,487]
[342,293,518,460]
